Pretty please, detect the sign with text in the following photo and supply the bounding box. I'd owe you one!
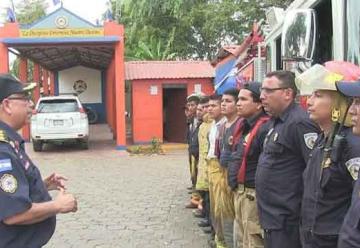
[19,28,104,38]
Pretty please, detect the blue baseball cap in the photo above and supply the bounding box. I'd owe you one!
[243,81,261,98]
[336,81,360,97]
[0,73,36,102]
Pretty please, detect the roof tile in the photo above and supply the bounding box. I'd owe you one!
[125,61,214,80]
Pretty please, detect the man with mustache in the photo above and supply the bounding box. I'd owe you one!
[0,74,78,248]
[256,71,320,248]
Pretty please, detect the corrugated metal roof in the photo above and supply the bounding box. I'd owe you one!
[5,37,118,71]
[125,61,215,80]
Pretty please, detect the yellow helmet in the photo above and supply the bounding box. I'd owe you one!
[296,64,344,95]
[296,64,351,126]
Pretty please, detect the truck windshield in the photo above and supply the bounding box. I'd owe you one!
[347,0,360,64]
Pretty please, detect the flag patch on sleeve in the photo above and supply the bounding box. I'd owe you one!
[0,159,12,173]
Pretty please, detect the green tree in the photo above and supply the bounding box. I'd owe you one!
[15,0,47,25]
[112,0,294,60]
[131,35,177,60]
[10,0,47,76]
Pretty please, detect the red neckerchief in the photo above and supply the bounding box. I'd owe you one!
[231,118,245,151]
[237,116,270,183]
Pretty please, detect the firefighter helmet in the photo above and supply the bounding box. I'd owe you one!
[296,61,360,126]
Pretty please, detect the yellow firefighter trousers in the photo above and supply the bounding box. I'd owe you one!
[233,187,263,248]
[208,158,235,248]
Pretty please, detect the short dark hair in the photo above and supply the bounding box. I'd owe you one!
[266,70,297,97]
[250,93,261,103]
[222,88,239,102]
[199,96,210,104]
[209,94,222,102]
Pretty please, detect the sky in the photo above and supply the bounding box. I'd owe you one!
[1,0,109,25]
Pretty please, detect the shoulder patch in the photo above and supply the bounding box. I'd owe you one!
[0,158,12,173]
[0,174,18,193]
[345,157,360,180]
[0,130,9,144]
[304,132,318,149]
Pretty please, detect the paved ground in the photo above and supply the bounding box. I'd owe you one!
[27,135,209,248]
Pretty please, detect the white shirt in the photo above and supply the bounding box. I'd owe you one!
[207,118,226,158]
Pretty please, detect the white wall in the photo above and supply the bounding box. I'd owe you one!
[58,66,102,104]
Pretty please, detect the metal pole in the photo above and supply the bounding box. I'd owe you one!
[10,0,16,21]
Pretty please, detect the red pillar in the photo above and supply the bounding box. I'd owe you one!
[0,43,9,73]
[106,63,111,130]
[106,59,115,133]
[49,71,55,95]
[104,22,126,148]
[18,57,27,81]
[112,77,116,137]
[19,58,31,141]
[105,66,109,124]
[114,39,125,148]
[0,23,19,73]
[43,69,49,96]
[33,64,41,102]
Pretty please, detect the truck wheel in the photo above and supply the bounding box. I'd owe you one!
[33,140,43,152]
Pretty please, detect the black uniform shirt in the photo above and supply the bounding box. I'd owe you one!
[188,119,202,160]
[227,112,270,189]
[301,128,360,235]
[0,121,56,248]
[256,102,320,229]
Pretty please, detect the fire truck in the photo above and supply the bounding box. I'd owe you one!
[264,0,360,74]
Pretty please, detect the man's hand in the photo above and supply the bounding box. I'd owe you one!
[44,173,67,191]
[54,188,78,214]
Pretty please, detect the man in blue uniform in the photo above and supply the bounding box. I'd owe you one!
[337,79,360,248]
[296,63,360,247]
[256,71,320,248]
[0,74,78,248]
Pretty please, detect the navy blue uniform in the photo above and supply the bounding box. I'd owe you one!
[188,118,201,187]
[301,128,360,247]
[256,102,320,248]
[338,166,360,248]
[189,119,202,161]
[0,121,56,248]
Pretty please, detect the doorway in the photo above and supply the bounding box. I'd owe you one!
[163,85,187,143]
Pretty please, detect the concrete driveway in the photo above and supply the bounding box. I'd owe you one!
[27,125,209,248]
